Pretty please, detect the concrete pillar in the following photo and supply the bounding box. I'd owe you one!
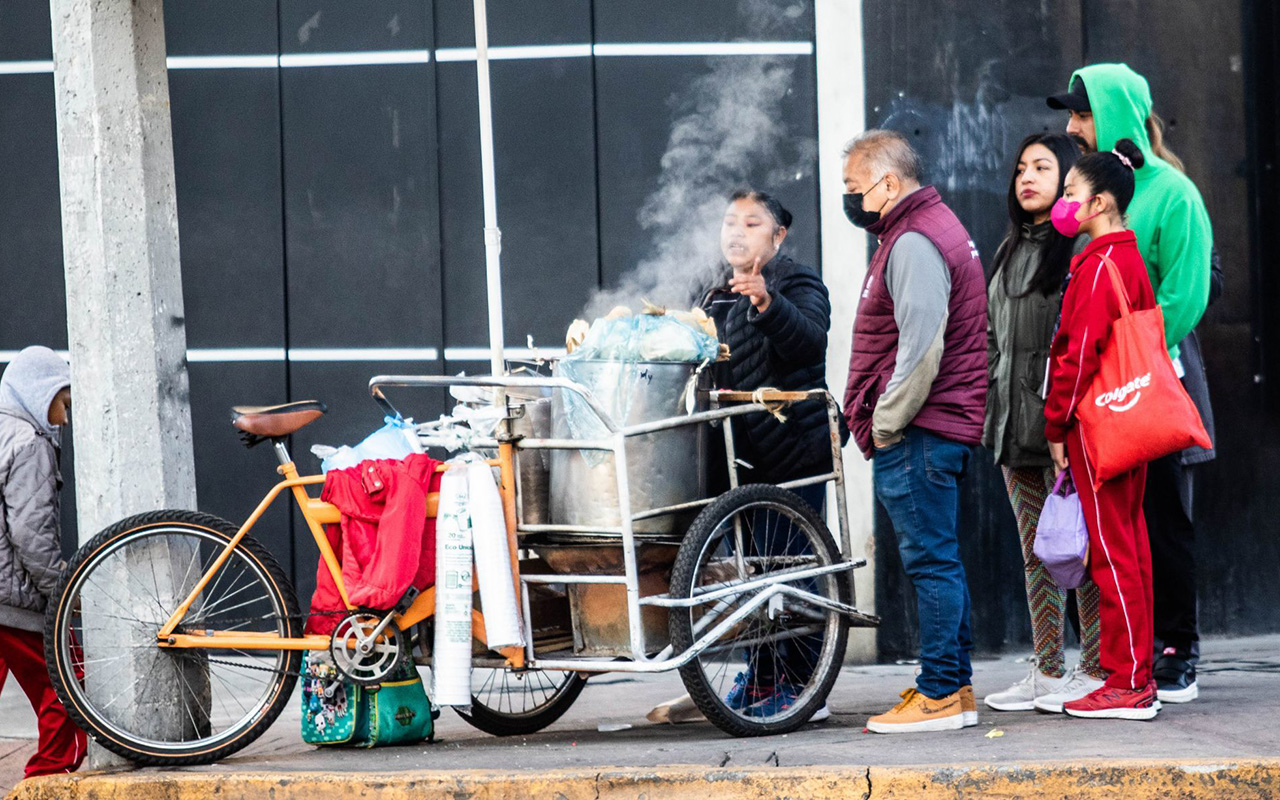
[815,0,875,663]
[49,0,200,766]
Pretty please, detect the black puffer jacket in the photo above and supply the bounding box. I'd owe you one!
[701,254,839,483]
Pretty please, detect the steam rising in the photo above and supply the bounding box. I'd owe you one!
[585,0,814,318]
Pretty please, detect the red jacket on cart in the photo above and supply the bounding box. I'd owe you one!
[306,453,442,635]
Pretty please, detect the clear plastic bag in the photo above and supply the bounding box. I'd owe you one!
[569,313,718,364]
[313,415,422,473]
[557,312,716,464]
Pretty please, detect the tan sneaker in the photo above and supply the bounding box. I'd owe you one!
[867,688,965,734]
[960,685,978,727]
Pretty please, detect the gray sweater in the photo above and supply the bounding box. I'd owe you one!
[0,347,71,632]
[871,232,950,445]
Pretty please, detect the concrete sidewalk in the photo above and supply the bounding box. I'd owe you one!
[5,635,1279,798]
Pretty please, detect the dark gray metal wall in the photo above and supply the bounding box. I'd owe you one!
[864,0,1274,658]
[0,0,819,600]
[5,0,1272,656]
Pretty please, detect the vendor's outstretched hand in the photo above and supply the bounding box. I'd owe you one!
[730,256,771,313]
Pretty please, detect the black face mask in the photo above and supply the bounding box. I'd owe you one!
[842,177,888,229]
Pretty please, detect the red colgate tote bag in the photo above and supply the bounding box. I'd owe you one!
[1076,254,1211,488]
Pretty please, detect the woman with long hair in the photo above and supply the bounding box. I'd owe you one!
[982,133,1109,714]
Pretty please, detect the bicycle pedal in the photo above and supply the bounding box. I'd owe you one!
[394,586,421,614]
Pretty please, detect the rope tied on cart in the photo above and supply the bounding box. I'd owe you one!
[750,387,789,423]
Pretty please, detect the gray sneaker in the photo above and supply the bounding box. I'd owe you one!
[1033,665,1106,713]
[984,661,1067,712]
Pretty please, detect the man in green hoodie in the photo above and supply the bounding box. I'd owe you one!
[1047,63,1213,705]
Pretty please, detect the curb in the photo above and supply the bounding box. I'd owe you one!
[9,760,1280,799]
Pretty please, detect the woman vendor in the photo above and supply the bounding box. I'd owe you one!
[694,189,841,718]
[701,189,838,495]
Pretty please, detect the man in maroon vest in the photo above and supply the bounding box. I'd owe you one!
[841,130,988,733]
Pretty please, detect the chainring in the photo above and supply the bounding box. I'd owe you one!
[329,611,406,686]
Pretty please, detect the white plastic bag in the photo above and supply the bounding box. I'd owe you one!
[313,416,421,473]
[467,460,524,649]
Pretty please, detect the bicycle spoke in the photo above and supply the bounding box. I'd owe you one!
[680,495,846,726]
[53,522,298,758]
[191,574,260,618]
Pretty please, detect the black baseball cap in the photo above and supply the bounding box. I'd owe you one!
[1047,77,1091,112]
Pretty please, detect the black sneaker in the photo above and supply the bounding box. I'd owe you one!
[1153,648,1198,703]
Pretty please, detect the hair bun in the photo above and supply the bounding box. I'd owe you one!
[1113,138,1146,171]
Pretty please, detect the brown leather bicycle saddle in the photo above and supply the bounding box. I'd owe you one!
[231,401,327,446]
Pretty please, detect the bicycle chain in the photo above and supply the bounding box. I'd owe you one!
[176,610,421,681]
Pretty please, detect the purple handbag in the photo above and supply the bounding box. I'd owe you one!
[1032,471,1090,590]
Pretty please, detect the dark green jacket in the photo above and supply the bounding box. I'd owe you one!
[982,223,1076,468]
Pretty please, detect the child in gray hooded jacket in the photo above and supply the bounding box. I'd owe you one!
[0,346,86,777]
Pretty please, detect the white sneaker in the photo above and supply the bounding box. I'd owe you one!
[810,704,831,722]
[984,662,1065,711]
[1033,665,1106,713]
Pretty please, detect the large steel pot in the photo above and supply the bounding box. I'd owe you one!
[509,393,551,525]
[549,359,707,538]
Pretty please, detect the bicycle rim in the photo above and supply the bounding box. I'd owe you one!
[471,667,578,716]
[681,497,844,727]
[53,524,297,755]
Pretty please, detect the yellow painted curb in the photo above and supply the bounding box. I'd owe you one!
[869,760,1280,798]
[9,761,1280,800]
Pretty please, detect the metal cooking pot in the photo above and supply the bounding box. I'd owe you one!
[549,359,707,539]
[509,393,552,525]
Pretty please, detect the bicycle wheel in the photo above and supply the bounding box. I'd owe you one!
[455,667,587,736]
[669,484,850,737]
[44,510,301,766]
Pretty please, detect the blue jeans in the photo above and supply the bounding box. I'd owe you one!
[873,427,974,699]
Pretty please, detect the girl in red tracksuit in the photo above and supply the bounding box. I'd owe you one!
[1043,138,1161,720]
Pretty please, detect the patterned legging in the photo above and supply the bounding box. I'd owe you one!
[1002,466,1105,680]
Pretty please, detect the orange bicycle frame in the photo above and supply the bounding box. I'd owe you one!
[156,443,526,669]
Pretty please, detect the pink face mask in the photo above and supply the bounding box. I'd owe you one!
[1050,196,1100,237]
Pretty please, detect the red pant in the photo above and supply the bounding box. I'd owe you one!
[1067,427,1153,691]
[0,625,86,778]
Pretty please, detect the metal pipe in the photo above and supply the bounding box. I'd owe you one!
[690,595,739,637]
[772,582,881,627]
[721,410,747,581]
[534,582,784,673]
[516,523,623,534]
[472,0,506,380]
[617,402,774,437]
[776,473,838,491]
[369,374,618,433]
[272,440,292,465]
[644,556,866,604]
[520,581,536,664]
[510,437,613,451]
[629,495,716,521]
[824,392,857,605]
[520,574,627,585]
[611,433,648,660]
[639,561,856,608]
[533,582,877,674]
[626,478,837,525]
